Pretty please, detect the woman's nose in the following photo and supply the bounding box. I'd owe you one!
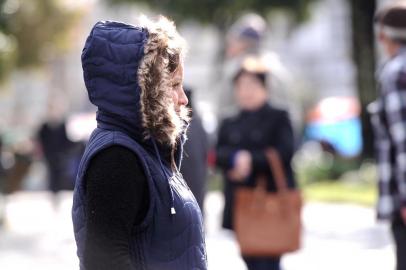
[179,88,188,106]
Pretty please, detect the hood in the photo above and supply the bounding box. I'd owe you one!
[81,20,189,215]
[81,20,187,147]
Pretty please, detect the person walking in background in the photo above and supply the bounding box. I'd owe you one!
[216,57,296,270]
[180,87,209,211]
[72,17,207,270]
[37,120,74,192]
[218,13,296,120]
[369,2,406,270]
[37,100,77,198]
[218,13,266,117]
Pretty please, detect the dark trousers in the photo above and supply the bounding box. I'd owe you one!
[243,256,280,270]
[392,214,406,270]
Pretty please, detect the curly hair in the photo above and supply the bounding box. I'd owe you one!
[137,16,189,147]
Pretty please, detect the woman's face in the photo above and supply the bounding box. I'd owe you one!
[171,64,188,114]
[234,72,268,111]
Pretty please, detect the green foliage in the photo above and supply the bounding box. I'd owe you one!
[0,0,81,80]
[106,0,314,25]
[297,158,378,206]
[302,180,376,206]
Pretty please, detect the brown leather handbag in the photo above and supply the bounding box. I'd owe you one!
[234,149,302,257]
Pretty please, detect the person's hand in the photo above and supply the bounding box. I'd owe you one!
[401,207,406,225]
[227,150,252,182]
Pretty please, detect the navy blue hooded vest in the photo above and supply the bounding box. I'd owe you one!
[72,21,207,270]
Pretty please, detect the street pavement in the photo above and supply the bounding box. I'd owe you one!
[0,191,395,270]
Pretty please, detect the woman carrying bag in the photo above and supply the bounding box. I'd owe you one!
[216,57,300,270]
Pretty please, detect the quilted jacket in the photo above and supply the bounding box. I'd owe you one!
[72,21,207,270]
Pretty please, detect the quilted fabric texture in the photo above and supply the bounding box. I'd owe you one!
[72,21,207,270]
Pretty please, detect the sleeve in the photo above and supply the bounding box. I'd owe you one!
[215,121,237,170]
[250,111,295,174]
[83,145,149,270]
[383,69,406,207]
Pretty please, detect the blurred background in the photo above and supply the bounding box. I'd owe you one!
[0,0,398,269]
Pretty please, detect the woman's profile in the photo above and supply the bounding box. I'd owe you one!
[72,16,207,270]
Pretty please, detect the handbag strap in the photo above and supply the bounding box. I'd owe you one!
[265,149,288,193]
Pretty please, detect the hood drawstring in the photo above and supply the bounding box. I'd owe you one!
[151,138,176,215]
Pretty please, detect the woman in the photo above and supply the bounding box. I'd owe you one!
[72,17,207,270]
[216,58,296,270]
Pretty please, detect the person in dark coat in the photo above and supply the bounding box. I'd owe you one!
[37,119,75,193]
[216,58,296,270]
[180,87,209,211]
[72,17,207,270]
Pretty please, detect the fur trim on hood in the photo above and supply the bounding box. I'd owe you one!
[81,18,189,148]
[138,16,189,147]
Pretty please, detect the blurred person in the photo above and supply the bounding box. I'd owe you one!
[37,100,76,202]
[0,137,4,188]
[369,2,406,270]
[219,14,297,127]
[219,14,267,116]
[0,138,35,226]
[72,17,207,270]
[226,13,266,58]
[216,58,296,270]
[180,87,209,211]
[0,137,5,226]
[5,139,33,193]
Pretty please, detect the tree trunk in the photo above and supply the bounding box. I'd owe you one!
[349,0,377,159]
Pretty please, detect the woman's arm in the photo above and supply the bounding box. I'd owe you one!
[83,145,149,270]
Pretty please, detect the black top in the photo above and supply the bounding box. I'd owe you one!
[83,145,149,270]
[216,103,296,230]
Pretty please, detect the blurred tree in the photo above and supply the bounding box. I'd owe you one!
[106,0,314,28]
[0,0,16,81]
[0,0,81,80]
[349,0,376,158]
